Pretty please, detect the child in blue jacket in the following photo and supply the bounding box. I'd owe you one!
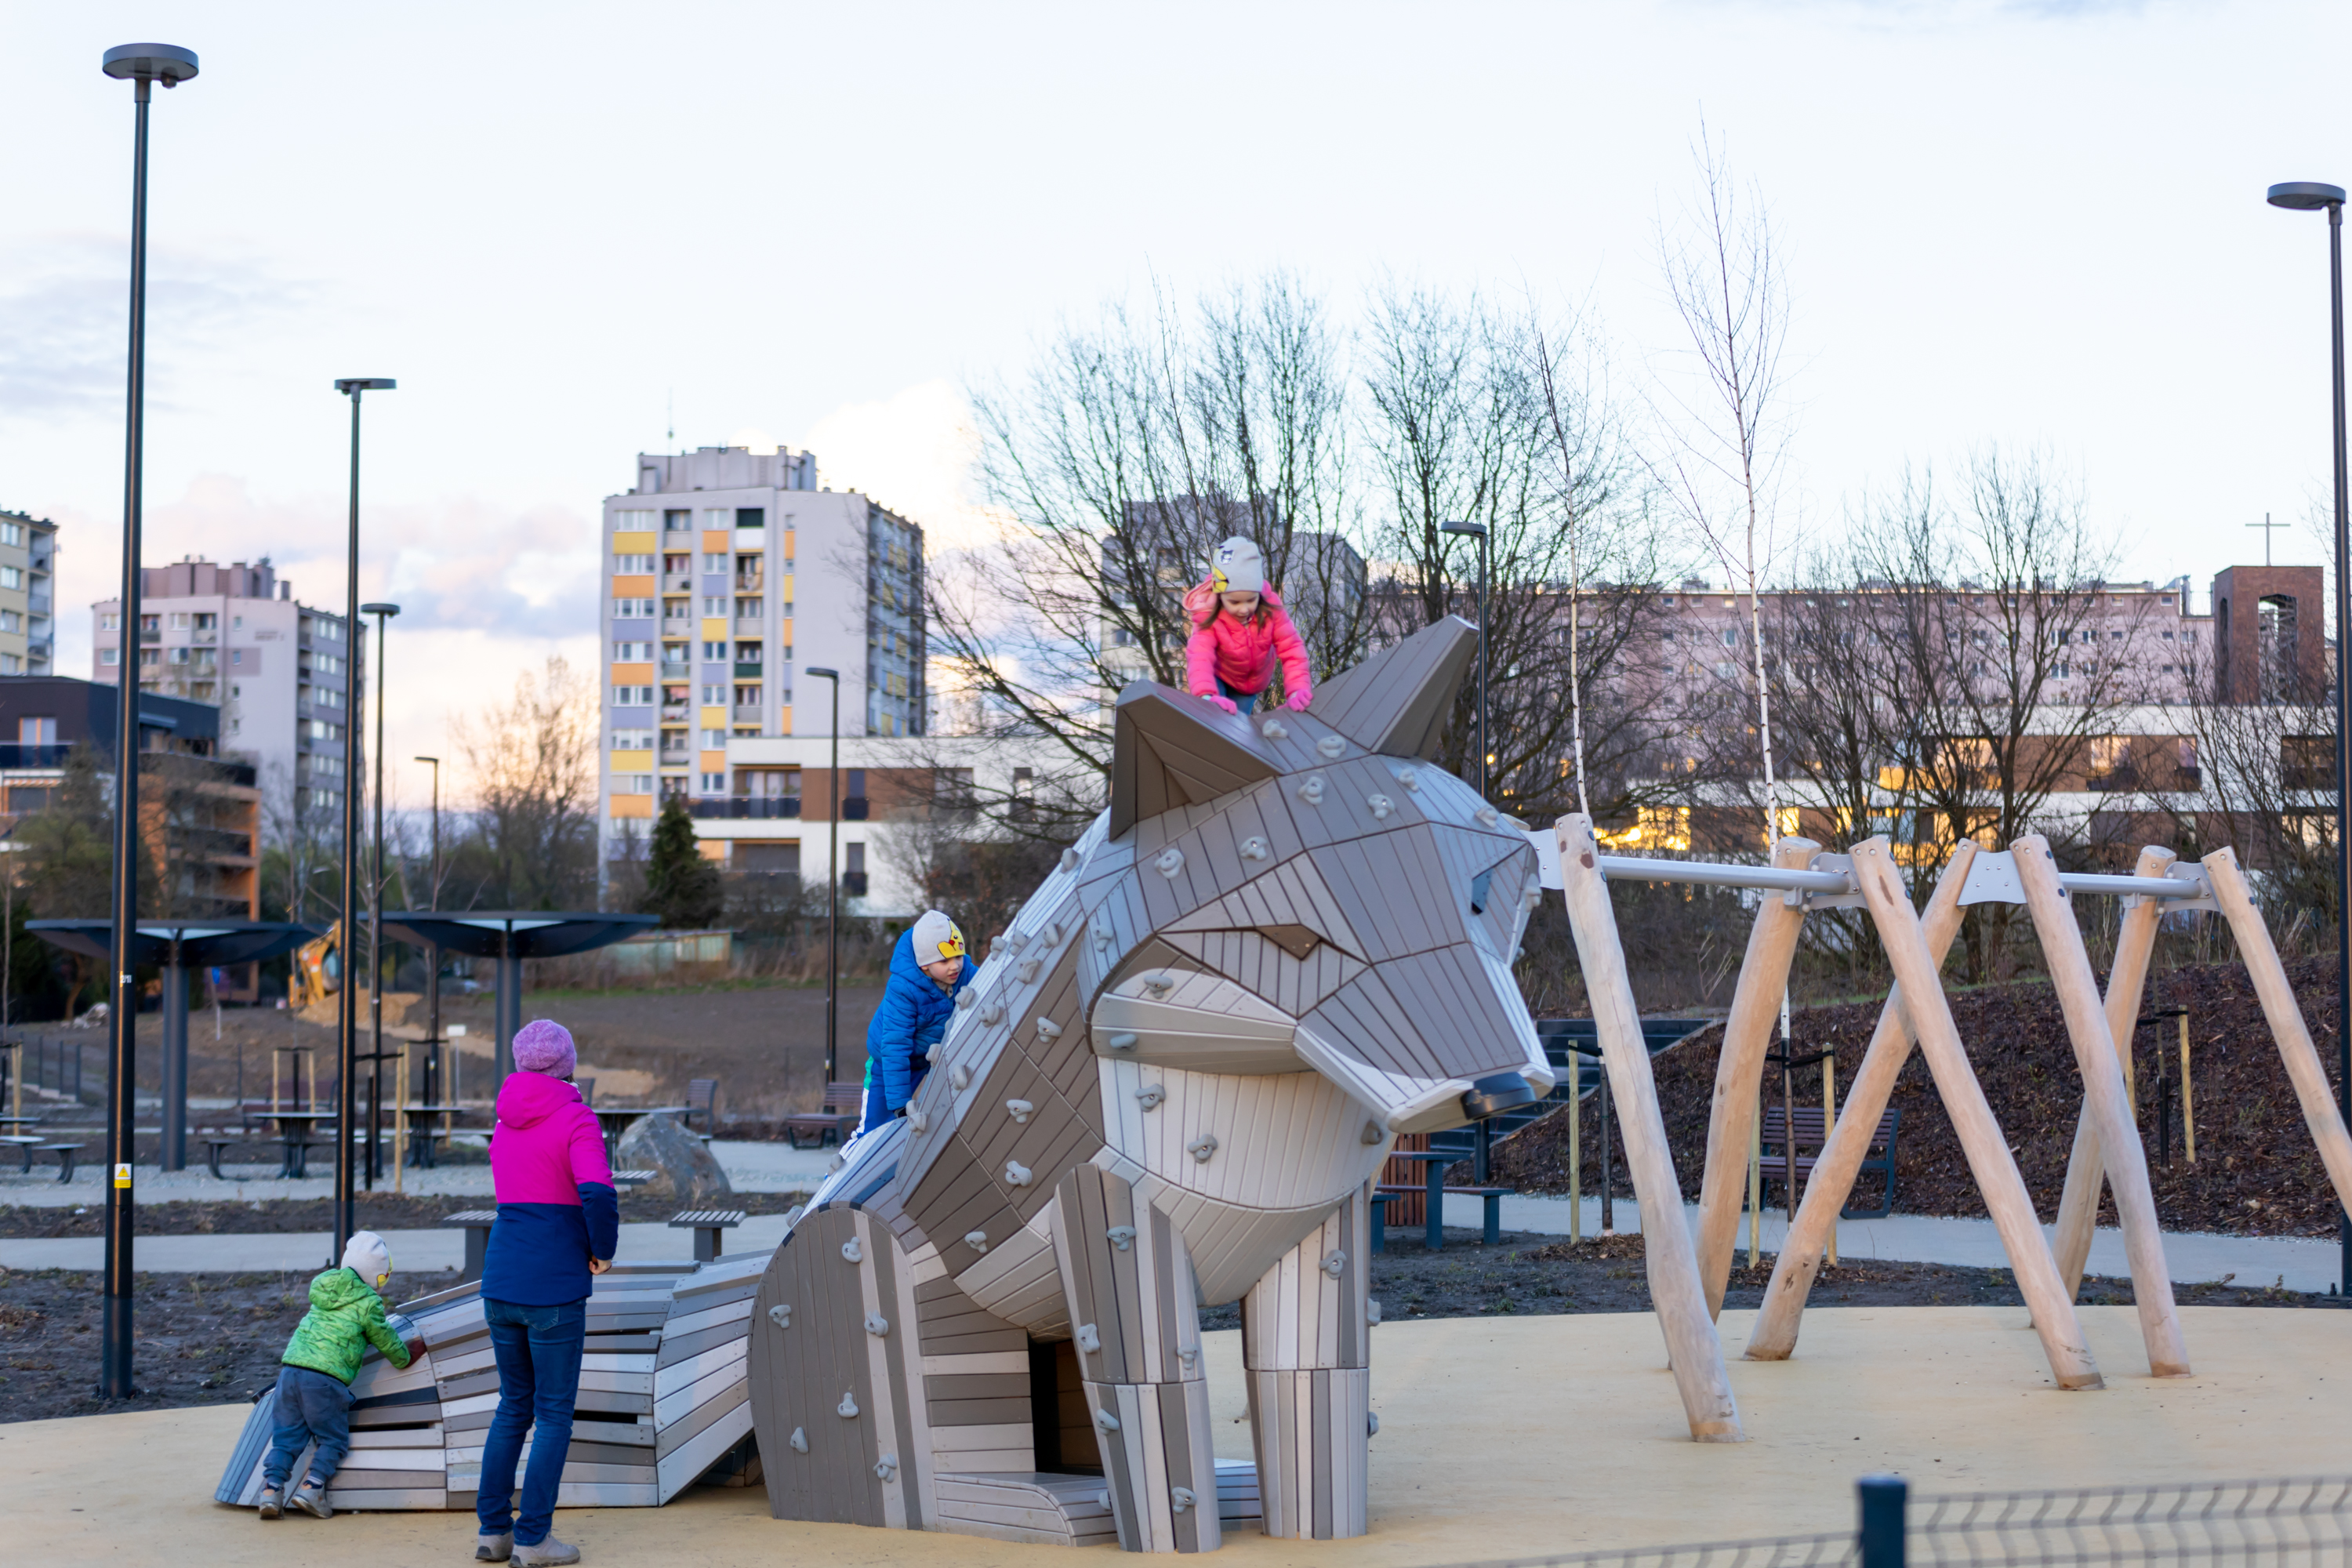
[860,910,975,1134]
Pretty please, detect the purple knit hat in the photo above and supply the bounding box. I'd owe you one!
[513,1018,577,1076]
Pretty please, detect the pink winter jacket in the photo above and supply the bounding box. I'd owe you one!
[1181,583,1313,710]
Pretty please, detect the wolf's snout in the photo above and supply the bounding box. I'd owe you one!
[1459,1073,1537,1121]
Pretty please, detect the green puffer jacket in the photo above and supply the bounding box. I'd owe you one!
[282,1266,412,1385]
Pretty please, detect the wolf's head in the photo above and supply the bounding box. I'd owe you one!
[1082,618,1552,1134]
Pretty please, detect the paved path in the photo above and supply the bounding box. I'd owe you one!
[1439,1191,2342,1293]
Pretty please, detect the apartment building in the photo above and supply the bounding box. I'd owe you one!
[599,445,926,866]
[93,558,363,822]
[0,510,60,676]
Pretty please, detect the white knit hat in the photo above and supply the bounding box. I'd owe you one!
[343,1229,392,1289]
[1210,536,1265,597]
[911,909,966,964]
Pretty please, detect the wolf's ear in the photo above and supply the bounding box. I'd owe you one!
[1110,684,1284,838]
[1307,615,1476,760]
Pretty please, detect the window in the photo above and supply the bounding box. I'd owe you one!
[611,730,654,750]
[2110,630,2125,642]
[2162,631,2176,641]
[702,509,733,531]
[18,717,54,745]
[230,649,242,665]
[700,772,727,793]
[100,612,118,630]
[612,641,653,661]
[612,553,655,573]
[735,641,761,663]
[194,613,216,630]
[702,641,728,660]
[233,615,242,630]
[169,647,190,666]
[230,684,241,699]
[662,510,691,532]
[702,684,728,705]
[169,611,189,630]
[0,522,20,546]
[307,720,343,743]
[615,775,654,794]
[139,648,158,666]
[612,685,655,706]
[0,612,19,633]
[315,652,343,675]
[612,597,656,619]
[736,597,764,619]
[140,614,159,633]
[614,509,656,532]
[100,648,118,666]
[316,685,344,709]
[702,596,729,617]
[735,684,763,706]
[735,508,764,529]
[702,553,728,572]
[701,728,728,748]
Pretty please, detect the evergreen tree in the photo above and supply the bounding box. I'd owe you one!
[641,797,724,928]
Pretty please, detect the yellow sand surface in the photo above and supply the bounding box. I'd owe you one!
[2,1305,2339,1567]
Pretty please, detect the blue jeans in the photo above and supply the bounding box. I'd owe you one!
[263,1363,353,1487]
[476,1296,586,1546]
[1217,676,1260,715]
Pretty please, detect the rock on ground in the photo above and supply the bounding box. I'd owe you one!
[615,1112,734,1204]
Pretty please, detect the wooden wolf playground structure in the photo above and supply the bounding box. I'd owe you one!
[210,615,2352,1553]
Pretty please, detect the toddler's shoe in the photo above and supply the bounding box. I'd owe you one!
[476,1533,514,1562]
[514,1537,581,1566]
[256,1484,282,1519]
[290,1478,333,1519]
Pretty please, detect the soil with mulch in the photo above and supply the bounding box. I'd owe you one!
[0,1189,812,1240]
[1475,957,2346,1238]
[1192,1228,2333,1330]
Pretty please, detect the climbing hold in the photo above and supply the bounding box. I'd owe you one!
[1240,835,1270,861]
[1368,1413,1381,1436]
[1076,1323,1101,1354]
[1186,1134,1218,1163]
[865,1312,890,1337]
[1137,1085,1166,1111]
[783,1205,805,1227]
[1476,805,1500,827]
[1060,847,1080,872]
[1523,884,1544,910]
[1171,1486,1197,1514]
[1004,1160,1033,1187]
[1036,1016,1062,1040]
[1155,846,1185,879]
[1398,766,1421,792]
[965,1230,989,1254]
[1177,1343,1199,1371]
[840,1236,863,1264]
[1105,1031,1138,1051]
[950,1063,972,1092]
[837,1392,859,1419]
[1106,1225,1136,1251]
[1317,734,1346,760]
[1092,917,1113,949]
[955,988,978,1011]
[980,1002,1004,1025]
[906,1105,928,1133]
[1367,1298,1383,1325]
[1361,1120,1385,1145]
[1369,793,1393,820]
[1042,922,1062,946]
[788,1426,808,1453]
[875,1454,898,1482]
[768,1303,793,1330]
[1142,974,1175,997]
[1260,718,1287,740]
[1297,775,1325,805]
[1094,1407,1121,1433]
[1321,1249,1347,1279]
[1006,1098,1034,1123]
[1017,958,1040,984]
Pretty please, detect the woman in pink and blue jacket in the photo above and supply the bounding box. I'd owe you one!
[474,1018,618,1566]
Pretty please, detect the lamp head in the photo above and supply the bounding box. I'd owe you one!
[2269,182,2347,212]
[361,603,401,619]
[334,378,397,395]
[102,44,198,86]
[413,755,438,765]
[807,666,840,680]
[1439,521,1488,538]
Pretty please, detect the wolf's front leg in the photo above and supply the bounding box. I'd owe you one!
[1242,1183,1371,1540]
[1050,1165,1219,1552]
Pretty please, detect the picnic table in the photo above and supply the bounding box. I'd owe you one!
[399,1104,474,1169]
[260,1109,337,1178]
[1382,1149,1514,1250]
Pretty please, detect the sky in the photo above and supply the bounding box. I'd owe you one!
[4,1,2348,809]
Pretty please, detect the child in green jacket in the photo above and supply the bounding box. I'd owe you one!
[259,1231,417,1521]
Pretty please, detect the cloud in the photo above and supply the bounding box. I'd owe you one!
[800,379,1011,554]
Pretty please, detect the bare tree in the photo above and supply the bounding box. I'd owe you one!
[449,655,601,909]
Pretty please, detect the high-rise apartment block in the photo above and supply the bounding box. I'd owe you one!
[599,445,925,862]
[94,558,363,821]
[0,509,60,676]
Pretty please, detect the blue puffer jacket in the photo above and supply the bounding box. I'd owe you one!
[862,930,975,1115]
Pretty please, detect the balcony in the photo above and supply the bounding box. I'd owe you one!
[691,797,802,819]
[0,742,70,768]
[659,703,690,723]
[659,662,691,681]
[735,617,763,635]
[732,705,763,724]
[842,872,869,898]
[140,628,161,643]
[843,795,869,821]
[734,661,763,678]
[735,572,764,593]
[664,573,694,593]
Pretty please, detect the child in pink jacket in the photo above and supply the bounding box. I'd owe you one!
[1182,536,1314,716]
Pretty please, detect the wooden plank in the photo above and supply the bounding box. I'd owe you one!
[1695,837,1818,1316]
[1748,843,1974,1360]
[1555,813,1744,1442]
[1848,836,2101,1390]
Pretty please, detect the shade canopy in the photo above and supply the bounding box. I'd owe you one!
[27,919,318,968]
[372,912,659,959]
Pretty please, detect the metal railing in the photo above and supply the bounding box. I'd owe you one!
[691,797,801,819]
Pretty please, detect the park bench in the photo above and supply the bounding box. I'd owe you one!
[202,1136,243,1181]
[668,1208,744,1262]
[684,1077,720,1141]
[1757,1105,1903,1220]
[783,1081,862,1149]
[611,1168,655,1189]
[443,1209,498,1282]
[1,1133,46,1174]
[1374,1180,1514,1249]
[38,1142,85,1182]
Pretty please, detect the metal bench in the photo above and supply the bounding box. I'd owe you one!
[1758,1105,1902,1219]
[667,1208,745,1262]
[783,1080,862,1149]
[611,1168,655,1189]
[443,1208,498,1282]
[37,1142,85,1183]
[1374,1181,1513,1249]
[201,1137,243,1180]
[684,1076,720,1140]
[0,1133,45,1174]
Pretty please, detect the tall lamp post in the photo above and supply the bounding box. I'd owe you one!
[414,754,442,1109]
[98,39,198,1401]
[359,602,399,1185]
[807,667,842,1081]
[1441,521,1491,798]
[2267,180,2352,1296]
[331,377,393,1265]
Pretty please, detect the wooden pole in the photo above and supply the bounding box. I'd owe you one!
[2051,845,2176,1298]
[392,1043,408,1197]
[1822,1047,1838,1269]
[1747,1104,1761,1269]
[1748,843,1974,1361]
[1557,813,1745,1442]
[2011,835,2189,1377]
[2180,1012,2195,1163]
[1697,837,1819,1314]
[2203,846,2352,1214]
[1568,1047,1581,1244]
[1848,837,2102,1389]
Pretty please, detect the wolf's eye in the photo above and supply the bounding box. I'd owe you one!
[1255,924,1323,960]
[1469,869,1494,915]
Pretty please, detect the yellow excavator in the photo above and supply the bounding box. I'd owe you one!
[289,922,343,1011]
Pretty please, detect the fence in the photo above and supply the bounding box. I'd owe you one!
[1,1025,95,1108]
[1427,1475,2352,1568]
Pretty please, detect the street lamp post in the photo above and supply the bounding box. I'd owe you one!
[807,667,842,1081]
[414,755,441,1109]
[1440,521,1491,798]
[360,603,399,1186]
[98,38,198,1402]
[2267,180,2352,1296]
[331,376,393,1265]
